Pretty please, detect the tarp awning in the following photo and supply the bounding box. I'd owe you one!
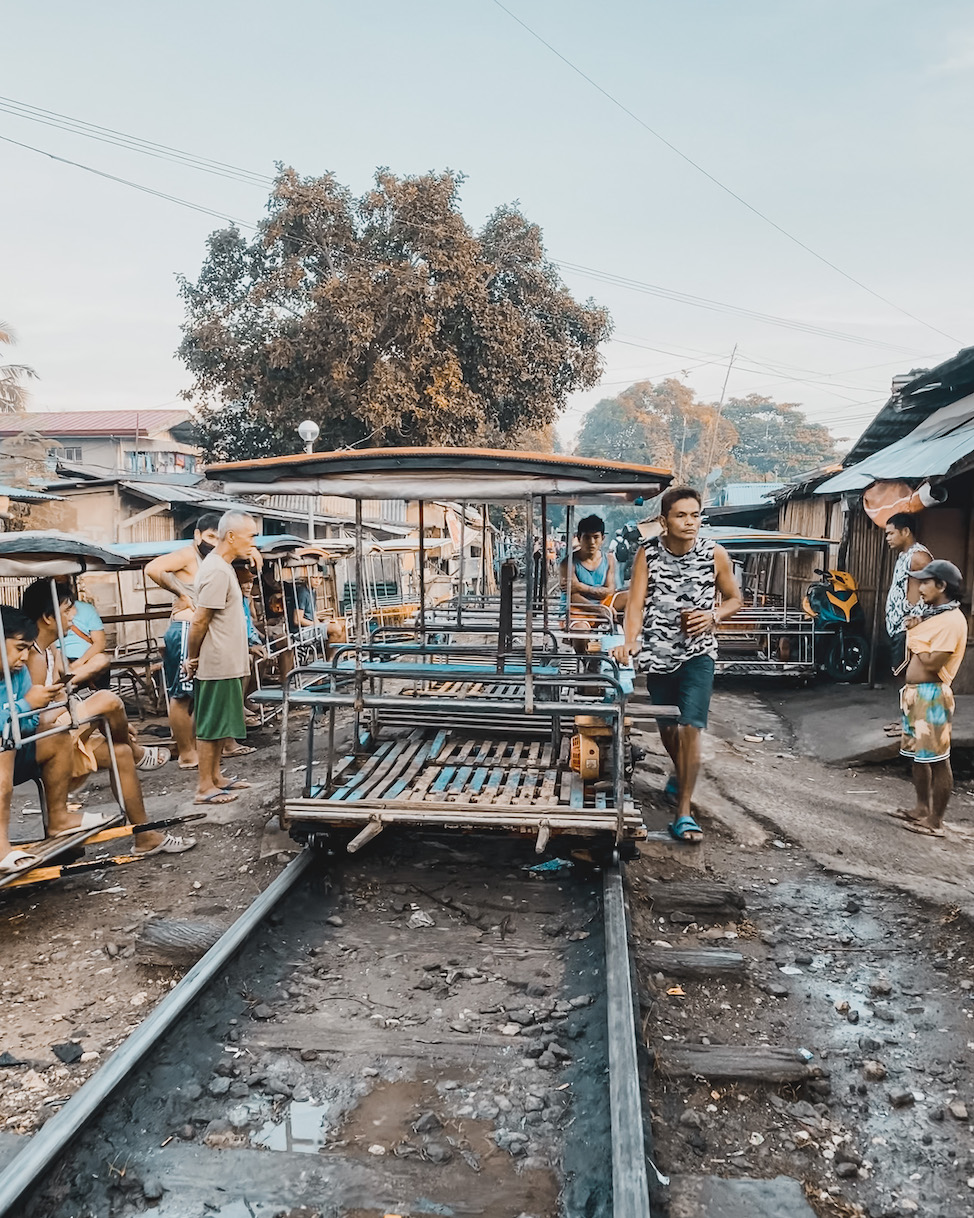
[0,531,128,576]
[703,526,829,551]
[816,394,974,495]
[206,447,671,502]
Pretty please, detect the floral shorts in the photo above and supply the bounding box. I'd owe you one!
[900,682,954,764]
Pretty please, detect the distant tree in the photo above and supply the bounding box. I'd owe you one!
[575,378,738,488]
[576,382,839,494]
[0,322,37,413]
[178,168,611,461]
[721,395,838,481]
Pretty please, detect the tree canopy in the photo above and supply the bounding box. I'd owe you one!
[178,169,611,461]
[0,322,37,413]
[575,380,838,493]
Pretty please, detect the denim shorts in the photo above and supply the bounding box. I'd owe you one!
[644,655,715,730]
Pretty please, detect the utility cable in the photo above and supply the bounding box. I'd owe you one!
[490,0,961,345]
[1,96,934,357]
[0,133,256,228]
[0,95,272,188]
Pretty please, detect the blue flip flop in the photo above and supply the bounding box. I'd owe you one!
[662,775,679,806]
[668,815,703,843]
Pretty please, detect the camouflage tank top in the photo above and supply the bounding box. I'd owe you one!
[638,535,717,674]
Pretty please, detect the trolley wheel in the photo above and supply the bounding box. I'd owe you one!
[824,634,869,682]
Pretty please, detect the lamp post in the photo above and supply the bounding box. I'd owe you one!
[297,420,320,541]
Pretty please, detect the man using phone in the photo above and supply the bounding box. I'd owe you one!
[19,581,194,858]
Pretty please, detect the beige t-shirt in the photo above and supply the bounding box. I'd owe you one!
[195,553,249,681]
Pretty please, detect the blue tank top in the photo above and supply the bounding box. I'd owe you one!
[573,553,609,587]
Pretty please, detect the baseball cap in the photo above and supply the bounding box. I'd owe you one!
[908,559,963,594]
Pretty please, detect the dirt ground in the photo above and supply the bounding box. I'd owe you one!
[0,714,297,1136]
[3,683,974,1217]
[630,686,974,1218]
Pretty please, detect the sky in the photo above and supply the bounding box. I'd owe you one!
[3,0,973,454]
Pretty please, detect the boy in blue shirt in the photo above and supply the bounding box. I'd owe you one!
[0,606,76,874]
[57,583,110,690]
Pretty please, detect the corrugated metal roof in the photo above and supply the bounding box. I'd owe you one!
[0,410,192,438]
[0,484,63,502]
[713,482,783,506]
[842,346,974,465]
[816,393,974,494]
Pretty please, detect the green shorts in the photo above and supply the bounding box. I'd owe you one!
[194,678,245,742]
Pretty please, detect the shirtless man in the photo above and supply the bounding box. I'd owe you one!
[147,514,221,768]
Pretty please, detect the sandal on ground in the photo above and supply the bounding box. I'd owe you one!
[222,745,256,758]
[667,814,703,843]
[887,809,923,822]
[0,849,39,875]
[220,779,251,791]
[243,714,261,728]
[193,790,238,805]
[900,820,945,838]
[135,832,197,857]
[662,775,679,806]
[51,811,115,838]
[177,760,199,770]
[135,746,171,771]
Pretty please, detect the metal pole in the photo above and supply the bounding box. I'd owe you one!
[0,852,314,1218]
[540,493,549,632]
[524,496,534,713]
[418,501,426,639]
[480,503,489,601]
[304,438,315,542]
[603,867,653,1218]
[457,502,466,628]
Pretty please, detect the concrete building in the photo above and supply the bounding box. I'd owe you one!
[0,409,199,477]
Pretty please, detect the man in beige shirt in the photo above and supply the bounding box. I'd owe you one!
[185,512,258,805]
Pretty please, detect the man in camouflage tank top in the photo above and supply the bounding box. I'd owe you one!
[615,487,741,843]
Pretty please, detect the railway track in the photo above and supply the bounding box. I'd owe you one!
[0,835,652,1218]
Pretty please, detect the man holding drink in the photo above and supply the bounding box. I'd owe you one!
[614,486,741,842]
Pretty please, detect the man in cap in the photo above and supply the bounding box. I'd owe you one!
[893,559,968,838]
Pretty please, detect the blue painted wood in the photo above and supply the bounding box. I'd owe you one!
[431,766,457,794]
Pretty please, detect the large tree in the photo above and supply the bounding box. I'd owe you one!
[721,394,838,481]
[575,381,839,493]
[178,169,611,460]
[575,378,738,488]
[0,322,37,413]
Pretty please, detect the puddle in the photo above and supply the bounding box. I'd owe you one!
[253,1099,331,1153]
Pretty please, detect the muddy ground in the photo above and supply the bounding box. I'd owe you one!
[2,685,974,1217]
[630,688,974,1218]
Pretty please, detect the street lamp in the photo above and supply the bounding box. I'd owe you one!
[297,420,320,540]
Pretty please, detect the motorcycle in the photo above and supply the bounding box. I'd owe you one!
[802,569,870,681]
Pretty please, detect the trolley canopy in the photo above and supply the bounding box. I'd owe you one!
[703,526,830,552]
[206,447,672,502]
[0,531,128,576]
[112,534,305,565]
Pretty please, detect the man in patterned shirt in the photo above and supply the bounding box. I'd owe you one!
[615,487,741,843]
[882,513,932,736]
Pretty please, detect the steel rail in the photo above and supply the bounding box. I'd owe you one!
[603,865,652,1218]
[0,850,313,1218]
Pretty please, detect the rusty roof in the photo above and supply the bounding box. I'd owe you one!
[0,410,193,438]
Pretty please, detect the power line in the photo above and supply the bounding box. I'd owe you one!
[559,261,929,354]
[0,133,255,228]
[1,95,939,359]
[490,0,961,346]
[0,94,272,188]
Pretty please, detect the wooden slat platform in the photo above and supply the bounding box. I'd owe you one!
[320,733,594,810]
